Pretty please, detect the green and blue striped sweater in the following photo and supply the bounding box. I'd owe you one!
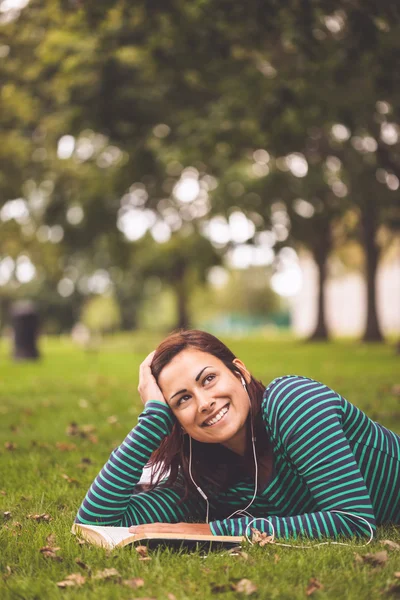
[76,376,400,539]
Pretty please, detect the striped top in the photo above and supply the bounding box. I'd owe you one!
[75,376,400,539]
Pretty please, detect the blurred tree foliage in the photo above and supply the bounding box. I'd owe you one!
[0,0,399,337]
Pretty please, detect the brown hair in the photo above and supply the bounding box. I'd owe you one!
[148,330,271,499]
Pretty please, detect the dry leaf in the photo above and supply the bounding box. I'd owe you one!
[382,540,400,551]
[12,522,22,529]
[61,473,79,485]
[107,415,118,424]
[56,442,77,452]
[232,578,258,595]
[306,577,324,596]
[4,566,12,578]
[167,594,177,600]
[4,442,17,451]
[40,546,62,561]
[354,550,388,567]
[27,513,52,522]
[391,384,400,396]
[75,558,89,570]
[46,533,57,546]
[93,567,121,580]
[135,545,149,558]
[395,573,400,579]
[81,424,96,434]
[0,490,6,496]
[123,577,145,589]
[66,422,80,436]
[251,528,274,546]
[211,583,231,593]
[3,511,12,520]
[57,573,86,588]
[88,434,98,444]
[274,553,280,563]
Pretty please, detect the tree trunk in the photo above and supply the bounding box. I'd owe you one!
[175,278,190,330]
[361,198,384,342]
[308,239,330,341]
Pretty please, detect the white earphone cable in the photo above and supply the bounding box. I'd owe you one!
[188,373,374,549]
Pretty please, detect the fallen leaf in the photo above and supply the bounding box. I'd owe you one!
[167,594,177,600]
[93,567,121,580]
[61,474,79,485]
[274,553,280,564]
[3,511,12,520]
[4,442,17,451]
[0,490,6,496]
[251,528,274,546]
[12,521,22,529]
[107,415,118,424]
[46,533,57,546]
[81,424,96,434]
[75,558,89,570]
[382,540,400,551]
[57,573,86,588]
[135,545,149,558]
[306,577,324,596]
[232,578,258,595]
[56,442,77,452]
[88,434,98,444]
[39,546,62,561]
[66,422,79,436]
[27,513,52,522]
[4,566,12,578]
[133,597,156,600]
[211,583,231,593]
[123,577,145,589]
[354,550,388,567]
[391,384,400,396]
[395,573,400,578]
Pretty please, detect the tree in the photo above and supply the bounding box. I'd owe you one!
[135,230,220,329]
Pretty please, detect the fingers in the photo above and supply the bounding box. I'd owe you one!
[138,351,166,405]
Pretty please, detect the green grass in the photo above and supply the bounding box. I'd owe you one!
[0,333,399,600]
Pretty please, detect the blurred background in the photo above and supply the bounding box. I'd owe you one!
[0,0,399,350]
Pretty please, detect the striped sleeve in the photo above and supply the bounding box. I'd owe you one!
[210,377,377,539]
[75,401,203,527]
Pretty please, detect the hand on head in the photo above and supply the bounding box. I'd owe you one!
[138,351,167,405]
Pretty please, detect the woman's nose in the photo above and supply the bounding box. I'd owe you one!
[197,395,215,413]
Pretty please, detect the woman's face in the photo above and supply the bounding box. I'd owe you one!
[158,348,251,455]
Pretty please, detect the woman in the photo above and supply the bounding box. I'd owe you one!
[76,330,400,540]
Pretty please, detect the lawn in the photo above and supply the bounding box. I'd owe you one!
[0,333,399,600]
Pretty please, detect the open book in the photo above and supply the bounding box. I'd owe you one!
[72,523,243,550]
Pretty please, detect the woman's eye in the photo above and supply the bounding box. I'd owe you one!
[204,374,215,385]
[177,395,191,406]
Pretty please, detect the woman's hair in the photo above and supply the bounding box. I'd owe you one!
[148,330,271,499]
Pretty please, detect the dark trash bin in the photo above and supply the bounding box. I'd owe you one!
[11,300,40,360]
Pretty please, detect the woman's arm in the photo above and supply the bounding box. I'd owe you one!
[75,400,205,526]
[76,352,205,527]
[209,377,377,539]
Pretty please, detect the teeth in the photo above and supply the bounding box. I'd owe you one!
[204,406,228,426]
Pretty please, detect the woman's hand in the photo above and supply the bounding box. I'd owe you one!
[129,522,212,535]
[138,351,166,405]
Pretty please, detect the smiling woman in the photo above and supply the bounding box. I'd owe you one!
[75,330,400,541]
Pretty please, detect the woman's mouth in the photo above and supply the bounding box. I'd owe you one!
[202,404,229,427]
